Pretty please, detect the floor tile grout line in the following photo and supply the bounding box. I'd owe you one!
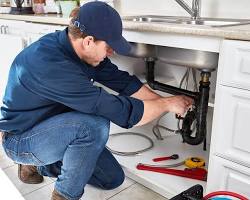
[22,181,55,197]
[1,162,16,170]
[21,183,53,196]
[2,164,55,197]
[105,182,137,200]
[21,175,56,196]
[2,158,166,200]
[23,178,136,200]
[1,166,15,170]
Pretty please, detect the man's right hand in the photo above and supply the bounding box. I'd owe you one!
[163,95,194,117]
[135,95,194,126]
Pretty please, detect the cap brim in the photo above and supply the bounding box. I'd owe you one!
[107,36,131,56]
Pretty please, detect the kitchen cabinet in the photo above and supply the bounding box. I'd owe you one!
[207,156,250,198]
[218,40,250,90]
[209,86,250,167]
[0,33,25,106]
[0,17,250,198]
[0,19,65,106]
[24,23,65,45]
[0,19,28,106]
[207,40,250,198]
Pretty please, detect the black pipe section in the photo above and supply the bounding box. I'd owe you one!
[145,60,210,146]
[146,60,198,98]
[181,79,210,145]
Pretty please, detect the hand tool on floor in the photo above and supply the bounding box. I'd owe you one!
[136,164,207,181]
[149,156,205,168]
[153,154,179,162]
[185,157,205,168]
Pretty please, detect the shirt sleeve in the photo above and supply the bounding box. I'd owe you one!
[94,58,143,96]
[20,61,144,129]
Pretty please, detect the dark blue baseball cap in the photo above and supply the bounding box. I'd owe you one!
[72,1,131,55]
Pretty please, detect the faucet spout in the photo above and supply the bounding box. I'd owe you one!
[175,0,201,20]
[192,0,201,19]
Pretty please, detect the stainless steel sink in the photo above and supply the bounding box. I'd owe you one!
[128,42,157,58]
[127,42,219,71]
[128,16,183,24]
[182,19,250,27]
[123,15,250,27]
[157,45,219,71]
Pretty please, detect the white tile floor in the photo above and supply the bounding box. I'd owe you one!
[0,143,167,200]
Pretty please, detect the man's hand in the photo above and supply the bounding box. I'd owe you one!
[135,95,194,126]
[164,95,194,116]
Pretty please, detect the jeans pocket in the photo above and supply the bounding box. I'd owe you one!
[4,149,17,161]
[18,152,45,166]
[2,134,44,166]
[4,149,44,166]
[2,135,10,151]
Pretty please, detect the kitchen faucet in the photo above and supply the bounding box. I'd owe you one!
[175,0,201,20]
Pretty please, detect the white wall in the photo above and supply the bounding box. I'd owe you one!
[114,0,250,19]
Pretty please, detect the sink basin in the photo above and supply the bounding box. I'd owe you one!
[123,15,250,27]
[182,19,250,27]
[129,16,183,24]
[127,42,219,71]
[157,45,219,71]
[128,42,157,58]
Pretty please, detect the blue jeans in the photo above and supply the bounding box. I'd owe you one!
[2,111,125,200]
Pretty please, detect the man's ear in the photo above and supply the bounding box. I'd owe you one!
[82,36,95,49]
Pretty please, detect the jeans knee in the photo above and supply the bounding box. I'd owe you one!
[92,117,110,149]
[97,117,110,145]
[77,116,110,150]
[103,167,125,190]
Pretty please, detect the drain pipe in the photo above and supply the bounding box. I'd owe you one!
[145,58,198,98]
[181,72,210,145]
[145,58,210,145]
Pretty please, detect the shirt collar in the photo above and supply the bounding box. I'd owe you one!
[58,28,81,62]
[58,28,97,77]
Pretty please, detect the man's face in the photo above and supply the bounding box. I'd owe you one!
[82,39,114,66]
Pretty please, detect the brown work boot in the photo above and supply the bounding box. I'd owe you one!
[51,189,68,200]
[18,164,44,184]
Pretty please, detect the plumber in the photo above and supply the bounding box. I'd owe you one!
[0,2,193,200]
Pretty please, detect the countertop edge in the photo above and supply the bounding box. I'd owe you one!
[1,14,250,41]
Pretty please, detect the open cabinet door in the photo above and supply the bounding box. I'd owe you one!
[0,34,24,106]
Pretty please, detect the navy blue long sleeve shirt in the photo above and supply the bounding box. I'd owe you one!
[0,28,144,135]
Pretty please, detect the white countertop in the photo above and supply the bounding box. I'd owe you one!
[123,20,250,41]
[0,14,250,41]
